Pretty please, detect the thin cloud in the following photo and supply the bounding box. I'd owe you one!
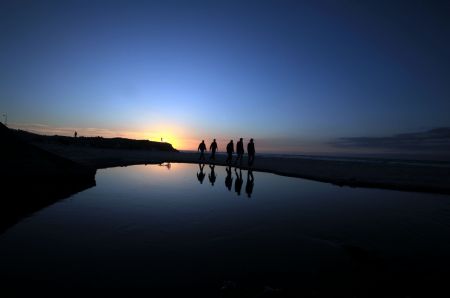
[332,128,450,152]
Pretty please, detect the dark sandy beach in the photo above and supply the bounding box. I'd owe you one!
[0,124,96,233]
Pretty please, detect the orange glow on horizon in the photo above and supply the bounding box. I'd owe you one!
[138,123,197,150]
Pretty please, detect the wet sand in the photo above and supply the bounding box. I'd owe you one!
[35,143,450,195]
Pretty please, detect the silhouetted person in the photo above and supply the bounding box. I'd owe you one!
[225,166,233,191]
[197,163,206,184]
[234,168,243,195]
[235,138,244,166]
[226,140,234,165]
[208,164,217,186]
[245,169,254,198]
[74,131,77,138]
[209,139,218,161]
[198,140,207,161]
[247,138,255,166]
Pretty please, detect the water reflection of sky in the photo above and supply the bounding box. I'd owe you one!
[1,163,450,296]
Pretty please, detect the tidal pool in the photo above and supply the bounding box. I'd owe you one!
[1,163,450,297]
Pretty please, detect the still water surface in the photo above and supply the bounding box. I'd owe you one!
[1,163,450,296]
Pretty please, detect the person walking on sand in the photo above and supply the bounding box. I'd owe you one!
[247,138,255,166]
[209,139,218,161]
[226,140,234,165]
[198,140,207,161]
[235,138,244,166]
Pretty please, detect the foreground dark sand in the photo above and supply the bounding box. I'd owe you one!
[35,143,450,195]
[0,124,96,233]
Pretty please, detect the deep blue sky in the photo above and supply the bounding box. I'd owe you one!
[1,0,449,154]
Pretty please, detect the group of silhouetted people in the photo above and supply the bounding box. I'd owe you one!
[198,138,255,167]
[197,163,254,198]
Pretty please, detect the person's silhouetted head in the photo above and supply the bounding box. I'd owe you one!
[250,138,253,143]
[213,138,216,142]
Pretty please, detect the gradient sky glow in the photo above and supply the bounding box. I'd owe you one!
[1,0,450,154]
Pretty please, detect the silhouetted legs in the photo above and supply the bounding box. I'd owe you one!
[209,149,216,161]
[235,153,243,166]
[226,152,233,165]
[199,150,206,161]
[248,153,255,166]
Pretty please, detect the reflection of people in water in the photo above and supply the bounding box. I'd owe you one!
[197,163,206,184]
[225,166,233,191]
[234,168,243,195]
[208,164,217,186]
[245,170,254,198]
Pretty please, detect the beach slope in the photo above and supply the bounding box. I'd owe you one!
[0,123,96,232]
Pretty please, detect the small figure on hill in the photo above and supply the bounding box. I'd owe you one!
[226,140,234,165]
[225,166,233,191]
[245,169,254,198]
[197,163,206,184]
[247,138,255,166]
[74,131,77,138]
[198,140,207,161]
[234,168,243,196]
[208,164,217,186]
[235,138,244,166]
[209,139,218,161]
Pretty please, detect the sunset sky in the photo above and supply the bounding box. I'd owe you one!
[1,0,449,155]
